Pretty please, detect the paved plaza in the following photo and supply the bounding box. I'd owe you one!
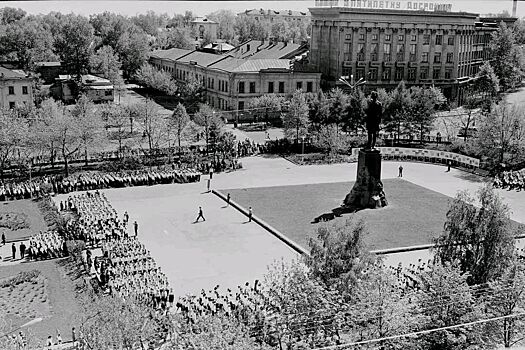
[56,156,525,296]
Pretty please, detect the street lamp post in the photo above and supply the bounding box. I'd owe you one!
[338,74,367,91]
[301,135,306,164]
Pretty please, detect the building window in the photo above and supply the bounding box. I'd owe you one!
[8,86,14,95]
[9,102,15,109]
[422,52,429,63]
[435,35,443,45]
[105,90,112,96]
[211,79,214,90]
[268,82,274,93]
[409,44,417,61]
[445,69,452,79]
[345,33,352,40]
[249,82,256,93]
[382,68,391,81]
[371,43,378,61]
[420,67,428,79]
[433,68,441,79]
[398,35,404,42]
[306,81,313,92]
[225,82,228,92]
[296,81,303,90]
[238,81,245,93]
[434,53,441,63]
[385,34,391,41]
[408,68,416,80]
[22,86,28,95]
[372,33,378,41]
[357,43,365,61]
[238,101,244,110]
[342,66,352,78]
[356,68,365,80]
[396,44,404,61]
[395,67,404,80]
[411,34,417,41]
[278,81,285,93]
[344,42,352,61]
[383,43,391,61]
[359,33,365,40]
[423,34,430,45]
[447,36,454,45]
[446,52,454,63]
[369,68,378,81]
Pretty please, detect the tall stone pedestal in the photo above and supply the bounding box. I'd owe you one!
[343,149,388,209]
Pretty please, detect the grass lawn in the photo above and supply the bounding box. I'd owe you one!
[0,258,83,346]
[225,179,454,251]
[0,200,48,242]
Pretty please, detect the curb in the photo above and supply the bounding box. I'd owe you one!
[212,189,310,257]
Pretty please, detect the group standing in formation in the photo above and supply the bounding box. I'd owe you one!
[494,169,525,191]
[0,167,201,202]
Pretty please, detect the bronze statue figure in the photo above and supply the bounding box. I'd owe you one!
[365,91,382,150]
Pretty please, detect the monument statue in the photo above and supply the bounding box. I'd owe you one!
[365,91,382,150]
[343,91,387,210]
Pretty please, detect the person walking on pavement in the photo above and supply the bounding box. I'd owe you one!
[1,232,5,245]
[20,242,26,259]
[207,179,211,192]
[226,193,231,207]
[398,165,403,177]
[195,207,206,222]
[12,243,16,260]
[447,160,451,172]
[248,207,253,222]
[134,221,139,236]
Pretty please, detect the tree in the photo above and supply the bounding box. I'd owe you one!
[54,14,95,79]
[72,95,105,166]
[117,25,150,78]
[194,104,224,154]
[459,95,480,143]
[307,218,377,295]
[207,10,236,42]
[408,86,445,143]
[78,294,165,350]
[282,90,309,143]
[54,104,81,177]
[34,99,62,169]
[475,103,525,168]
[484,260,525,348]
[416,263,484,349]
[490,22,524,91]
[327,88,348,130]
[135,63,177,95]
[433,185,518,285]
[306,91,330,134]
[247,94,284,125]
[0,111,28,179]
[215,131,237,163]
[177,76,206,114]
[341,88,366,134]
[382,81,411,140]
[473,61,500,101]
[137,99,166,155]
[91,46,122,83]
[0,7,26,25]
[169,103,190,153]
[159,27,193,49]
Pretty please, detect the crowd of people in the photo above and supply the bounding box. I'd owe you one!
[493,169,525,191]
[63,191,172,311]
[0,167,201,202]
[237,139,265,158]
[27,231,67,260]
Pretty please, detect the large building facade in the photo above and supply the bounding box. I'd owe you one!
[150,47,321,119]
[0,67,34,110]
[309,4,508,101]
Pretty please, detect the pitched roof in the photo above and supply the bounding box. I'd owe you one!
[0,66,27,79]
[227,40,304,60]
[176,50,226,67]
[209,57,290,73]
[150,48,192,61]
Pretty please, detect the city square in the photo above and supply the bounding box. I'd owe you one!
[1,0,525,349]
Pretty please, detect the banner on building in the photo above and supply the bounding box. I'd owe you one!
[314,0,453,12]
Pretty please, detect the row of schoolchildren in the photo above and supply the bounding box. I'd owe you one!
[494,170,525,191]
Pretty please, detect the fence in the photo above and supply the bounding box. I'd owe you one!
[351,147,480,168]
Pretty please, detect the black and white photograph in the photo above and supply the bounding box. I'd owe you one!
[1,0,525,348]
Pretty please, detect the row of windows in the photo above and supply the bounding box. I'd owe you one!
[346,44,454,63]
[342,67,453,81]
[345,32,455,46]
[238,81,314,94]
[7,86,29,95]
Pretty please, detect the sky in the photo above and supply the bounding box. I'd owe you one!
[0,0,522,18]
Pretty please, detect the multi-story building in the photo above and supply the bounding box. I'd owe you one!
[50,74,114,104]
[191,17,218,42]
[0,66,34,110]
[309,2,513,101]
[149,47,321,120]
[239,8,310,23]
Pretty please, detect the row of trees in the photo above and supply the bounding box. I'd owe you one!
[0,96,234,179]
[51,186,525,350]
